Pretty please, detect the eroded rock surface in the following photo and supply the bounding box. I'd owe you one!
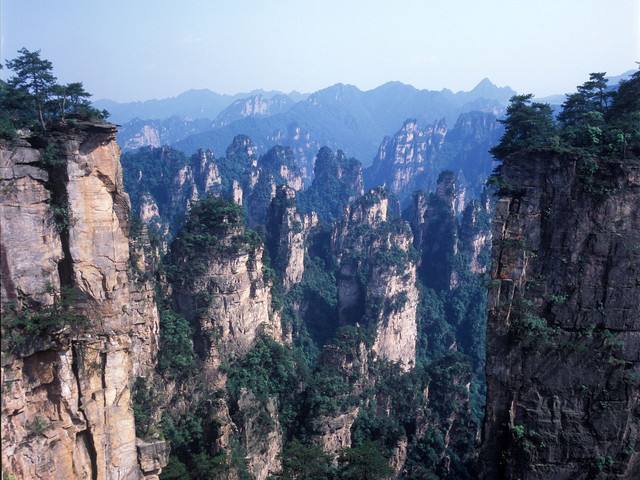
[481,154,640,479]
[1,123,164,479]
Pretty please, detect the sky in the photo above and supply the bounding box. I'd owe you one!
[1,0,638,102]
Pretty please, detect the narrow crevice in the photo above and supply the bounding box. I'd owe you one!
[72,343,99,480]
[41,139,75,288]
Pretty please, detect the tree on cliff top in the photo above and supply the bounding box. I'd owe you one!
[490,94,556,159]
[492,69,640,162]
[1,48,108,136]
[5,48,57,130]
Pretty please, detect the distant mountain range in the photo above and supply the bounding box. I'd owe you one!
[104,70,634,173]
[107,79,515,169]
[94,89,307,123]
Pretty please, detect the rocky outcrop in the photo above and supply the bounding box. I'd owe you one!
[237,389,283,480]
[332,188,418,370]
[365,119,447,200]
[122,146,221,238]
[266,185,317,292]
[458,194,491,275]
[365,112,502,204]
[315,407,360,458]
[1,122,165,479]
[441,111,502,197]
[215,94,295,127]
[0,141,62,306]
[136,439,170,480]
[297,147,364,223]
[246,145,303,227]
[481,154,640,479]
[171,198,281,367]
[311,338,369,457]
[413,171,462,291]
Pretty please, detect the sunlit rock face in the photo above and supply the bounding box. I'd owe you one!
[266,185,317,292]
[1,122,164,479]
[366,119,447,200]
[332,187,418,371]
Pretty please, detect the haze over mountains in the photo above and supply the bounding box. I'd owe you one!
[103,78,516,168]
[94,89,308,123]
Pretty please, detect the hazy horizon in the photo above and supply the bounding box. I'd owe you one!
[2,0,638,102]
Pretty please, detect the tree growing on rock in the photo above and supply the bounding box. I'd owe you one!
[1,47,108,136]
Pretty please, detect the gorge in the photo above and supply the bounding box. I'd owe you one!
[1,46,639,480]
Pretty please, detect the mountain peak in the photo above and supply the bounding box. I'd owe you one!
[472,78,498,91]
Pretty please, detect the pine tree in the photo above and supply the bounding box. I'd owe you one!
[5,48,57,130]
[490,94,557,158]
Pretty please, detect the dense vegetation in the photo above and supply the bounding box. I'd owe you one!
[132,66,640,480]
[0,289,87,354]
[491,71,640,165]
[1,48,107,138]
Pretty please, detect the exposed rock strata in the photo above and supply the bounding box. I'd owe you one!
[481,154,640,479]
[1,123,165,479]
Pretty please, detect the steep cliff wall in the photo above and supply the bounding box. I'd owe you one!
[365,119,447,198]
[332,188,419,371]
[365,112,502,204]
[169,198,281,365]
[481,154,640,479]
[1,123,166,480]
[266,185,317,292]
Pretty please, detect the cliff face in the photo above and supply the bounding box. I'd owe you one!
[123,146,221,240]
[121,137,303,238]
[245,145,303,227]
[297,147,364,223]
[481,154,640,479]
[266,185,317,292]
[332,188,419,370]
[170,204,281,365]
[366,119,447,199]
[410,171,463,291]
[365,112,502,205]
[1,123,166,480]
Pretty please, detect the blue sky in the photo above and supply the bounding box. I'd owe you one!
[1,0,638,101]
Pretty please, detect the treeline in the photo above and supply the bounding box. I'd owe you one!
[0,48,108,138]
[492,70,640,161]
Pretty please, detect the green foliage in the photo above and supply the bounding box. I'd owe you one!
[402,354,477,479]
[168,196,261,282]
[491,70,640,200]
[1,290,87,353]
[190,452,227,480]
[337,441,393,480]
[490,94,558,158]
[594,455,614,472]
[225,335,304,433]
[1,48,106,135]
[27,416,50,436]
[157,308,197,378]
[548,293,568,305]
[510,299,558,346]
[298,147,363,223]
[50,205,73,234]
[159,458,190,480]
[2,471,18,480]
[132,377,164,439]
[511,424,526,440]
[121,146,189,226]
[304,326,367,418]
[273,440,336,480]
